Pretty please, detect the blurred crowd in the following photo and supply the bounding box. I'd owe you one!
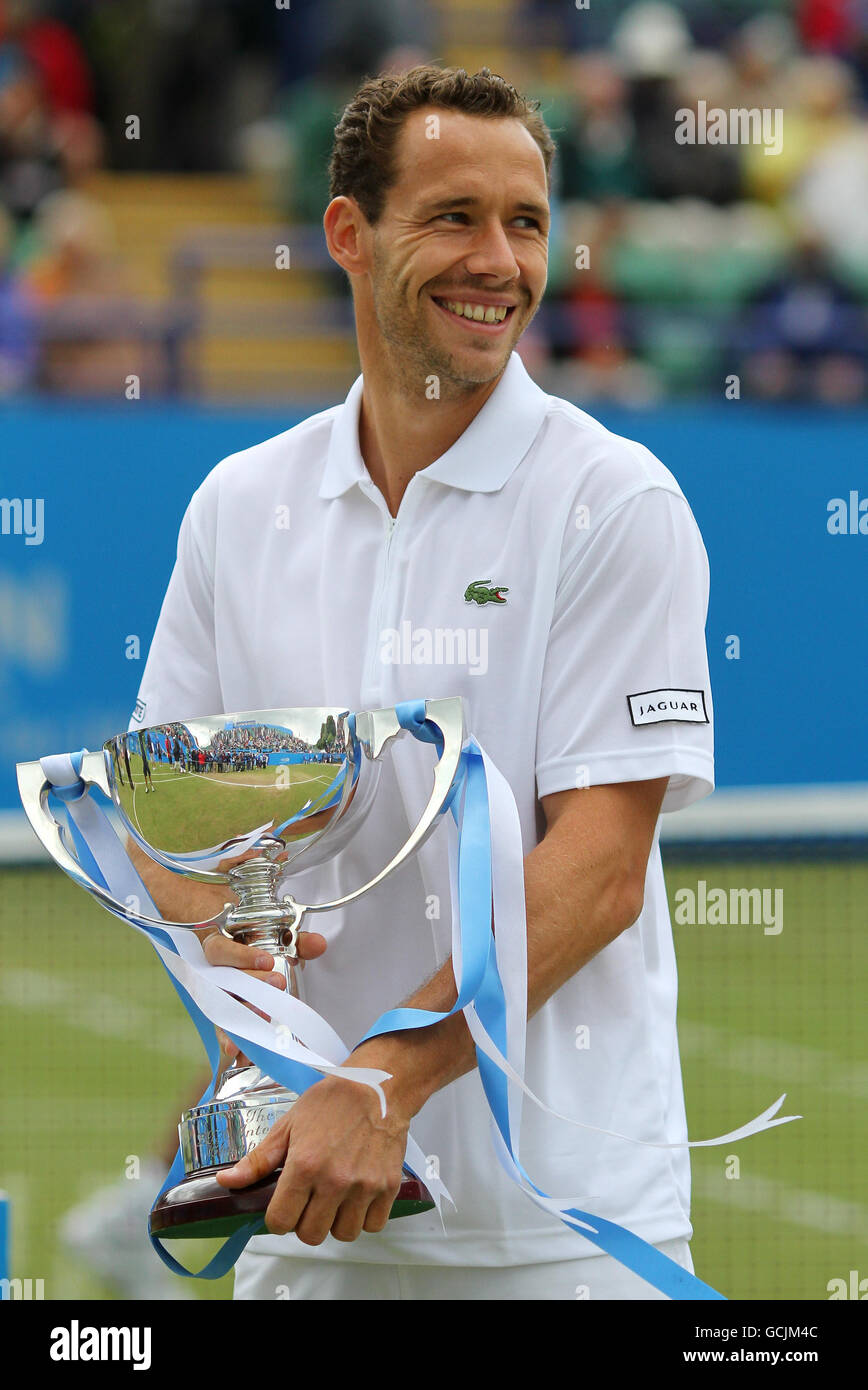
[1,0,867,402]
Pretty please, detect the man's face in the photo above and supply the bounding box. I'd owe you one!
[364,107,550,393]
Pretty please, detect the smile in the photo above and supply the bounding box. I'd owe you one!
[432,297,517,333]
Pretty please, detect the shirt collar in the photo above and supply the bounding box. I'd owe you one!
[318,352,551,500]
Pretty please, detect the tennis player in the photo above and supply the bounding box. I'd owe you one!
[131,65,714,1300]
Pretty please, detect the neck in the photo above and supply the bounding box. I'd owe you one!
[356,334,506,517]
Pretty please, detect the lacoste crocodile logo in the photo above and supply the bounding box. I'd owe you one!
[464,579,509,606]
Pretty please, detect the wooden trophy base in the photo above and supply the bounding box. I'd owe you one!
[150,1169,435,1241]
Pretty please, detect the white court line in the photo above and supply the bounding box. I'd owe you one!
[679,1019,868,1100]
[692,1168,868,1240]
[197,770,335,790]
[143,770,336,791]
[0,968,197,1059]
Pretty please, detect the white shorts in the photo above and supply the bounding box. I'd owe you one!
[232,1237,694,1301]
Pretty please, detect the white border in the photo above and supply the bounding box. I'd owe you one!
[661,784,868,842]
[0,811,51,864]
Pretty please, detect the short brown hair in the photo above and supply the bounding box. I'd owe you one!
[328,64,556,225]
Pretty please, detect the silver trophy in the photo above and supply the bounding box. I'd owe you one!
[17,698,465,1240]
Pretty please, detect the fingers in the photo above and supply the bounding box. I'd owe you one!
[330,1182,396,1243]
[202,932,284,986]
[361,1190,397,1236]
[216,1122,289,1189]
[296,931,327,963]
[202,930,327,969]
[202,935,287,1002]
[203,931,326,1032]
[287,1176,401,1245]
[215,1026,243,1065]
[264,1165,403,1244]
[287,1190,342,1245]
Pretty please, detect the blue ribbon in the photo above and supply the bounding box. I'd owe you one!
[48,757,257,1277]
[361,707,725,1299]
[47,717,724,1298]
[273,755,356,837]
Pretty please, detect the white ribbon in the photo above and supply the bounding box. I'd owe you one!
[41,753,452,1214]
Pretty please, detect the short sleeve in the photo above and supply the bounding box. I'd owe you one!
[128,482,222,730]
[535,485,714,813]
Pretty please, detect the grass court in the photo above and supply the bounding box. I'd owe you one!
[1,854,865,1300]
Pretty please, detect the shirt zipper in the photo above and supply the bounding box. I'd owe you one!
[366,509,398,693]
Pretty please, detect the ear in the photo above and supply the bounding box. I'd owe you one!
[323,196,371,277]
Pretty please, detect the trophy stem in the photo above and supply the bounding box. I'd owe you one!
[228,856,284,916]
[225,853,302,969]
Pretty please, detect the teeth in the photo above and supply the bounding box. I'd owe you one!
[442,300,510,324]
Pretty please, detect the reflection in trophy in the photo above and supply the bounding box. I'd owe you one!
[17,698,466,1242]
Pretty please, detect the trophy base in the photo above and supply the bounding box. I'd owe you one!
[153,1073,435,1241]
[150,1169,434,1241]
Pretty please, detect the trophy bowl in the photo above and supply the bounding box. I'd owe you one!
[18,699,467,1242]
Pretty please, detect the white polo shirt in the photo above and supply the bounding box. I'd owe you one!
[132,351,714,1268]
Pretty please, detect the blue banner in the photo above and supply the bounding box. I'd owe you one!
[1,399,865,812]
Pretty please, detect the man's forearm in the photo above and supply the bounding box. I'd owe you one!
[127,839,231,930]
[348,778,667,1120]
[345,835,611,1120]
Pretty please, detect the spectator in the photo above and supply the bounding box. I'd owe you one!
[23,188,161,395]
[609,3,744,204]
[0,0,94,115]
[729,12,799,111]
[0,49,64,225]
[744,53,861,204]
[738,234,868,404]
[793,122,868,264]
[798,0,859,56]
[657,50,743,204]
[24,188,118,297]
[557,53,647,201]
[0,199,36,391]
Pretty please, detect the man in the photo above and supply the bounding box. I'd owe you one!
[138,732,154,792]
[130,66,713,1300]
[122,735,133,790]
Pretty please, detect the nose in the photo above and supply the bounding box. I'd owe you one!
[462,217,521,282]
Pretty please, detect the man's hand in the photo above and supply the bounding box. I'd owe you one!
[210,777,669,1247]
[202,929,327,978]
[202,929,327,1063]
[207,930,409,1244]
[216,1069,410,1244]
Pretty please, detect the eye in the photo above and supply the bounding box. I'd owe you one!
[513,216,543,230]
[435,211,469,224]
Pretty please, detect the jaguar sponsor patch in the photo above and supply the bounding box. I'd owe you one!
[628,688,709,726]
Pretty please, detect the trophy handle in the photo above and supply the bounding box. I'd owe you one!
[299,696,465,916]
[16,754,230,935]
